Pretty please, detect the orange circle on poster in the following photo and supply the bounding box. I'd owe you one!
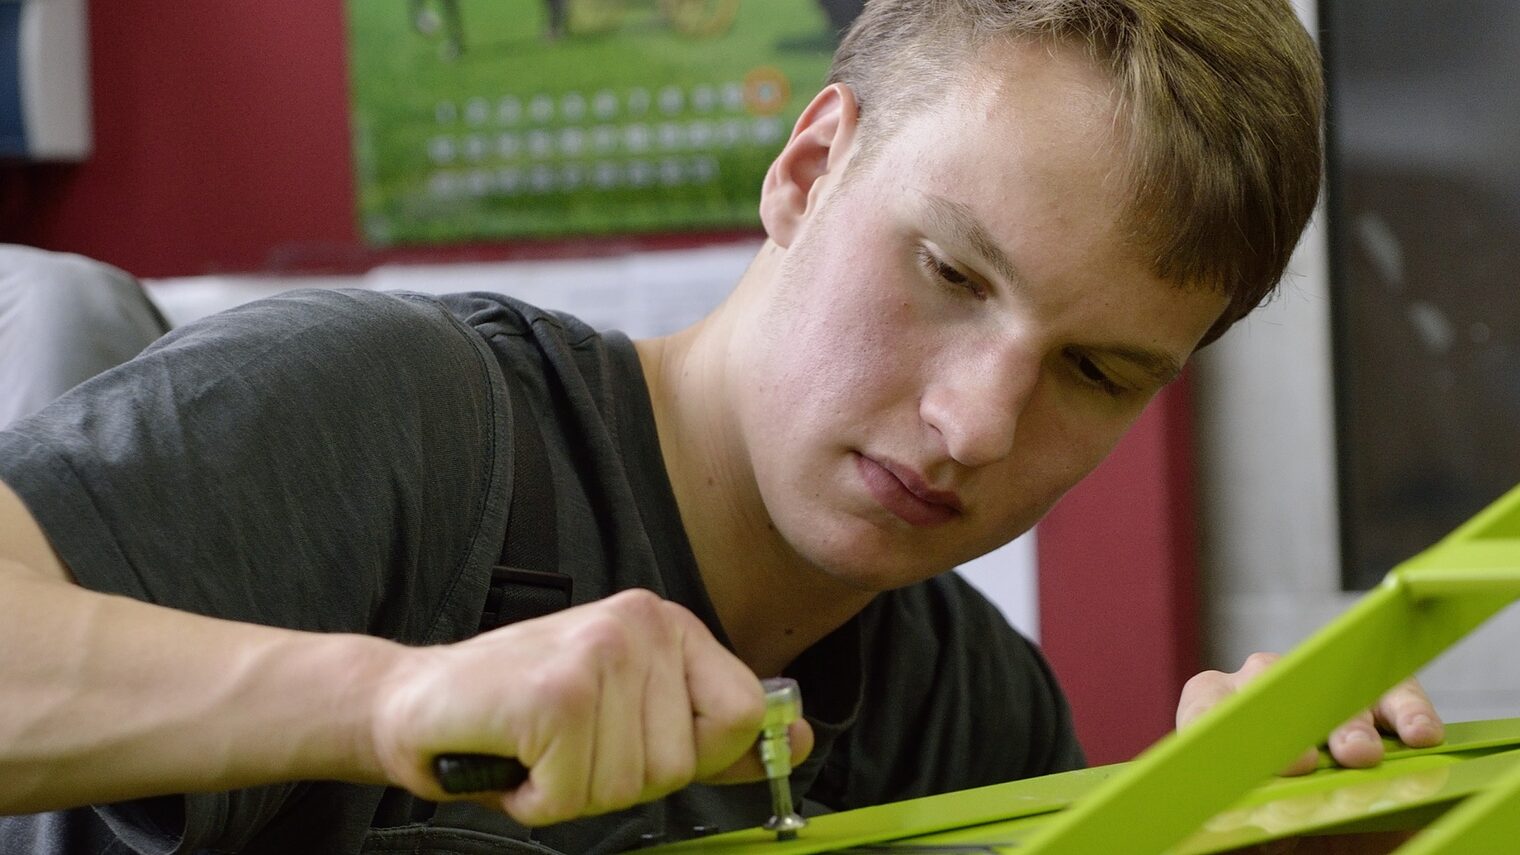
[743,67,791,116]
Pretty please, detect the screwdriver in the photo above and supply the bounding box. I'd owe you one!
[758,677,807,840]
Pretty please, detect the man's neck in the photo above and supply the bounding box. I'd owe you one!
[634,247,875,678]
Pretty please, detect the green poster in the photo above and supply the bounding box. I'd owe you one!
[346,0,846,245]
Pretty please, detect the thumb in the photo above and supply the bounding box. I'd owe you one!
[700,719,815,785]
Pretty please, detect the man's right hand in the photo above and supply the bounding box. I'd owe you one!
[366,589,813,827]
[1,483,806,819]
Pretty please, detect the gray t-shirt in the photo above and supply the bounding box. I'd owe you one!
[0,289,1082,854]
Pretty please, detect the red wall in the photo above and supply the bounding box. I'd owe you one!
[1039,382,1202,764]
[9,4,358,273]
[5,0,1199,766]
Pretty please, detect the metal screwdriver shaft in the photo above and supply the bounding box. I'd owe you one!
[757,677,807,841]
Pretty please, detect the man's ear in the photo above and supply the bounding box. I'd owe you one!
[759,83,860,248]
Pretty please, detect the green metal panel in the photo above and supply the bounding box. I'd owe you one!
[900,747,1520,853]
[1018,483,1520,853]
[643,724,1520,853]
[641,483,1520,854]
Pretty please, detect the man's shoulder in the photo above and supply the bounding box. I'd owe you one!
[141,288,525,414]
[147,288,475,366]
[426,291,601,347]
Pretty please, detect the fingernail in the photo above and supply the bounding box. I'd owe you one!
[1343,728,1376,745]
[1411,714,1433,731]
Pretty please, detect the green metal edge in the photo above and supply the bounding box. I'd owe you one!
[1013,481,1520,853]
[641,765,1120,854]
[853,744,1520,854]
[1396,737,1520,852]
[642,721,1520,854]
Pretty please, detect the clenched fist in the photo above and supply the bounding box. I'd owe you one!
[366,589,813,826]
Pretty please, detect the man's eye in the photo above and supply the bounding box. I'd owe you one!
[1072,352,1124,397]
[915,247,985,299]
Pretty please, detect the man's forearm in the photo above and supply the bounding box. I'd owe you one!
[0,565,399,814]
[0,483,786,829]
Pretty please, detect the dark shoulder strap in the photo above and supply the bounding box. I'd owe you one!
[479,376,571,632]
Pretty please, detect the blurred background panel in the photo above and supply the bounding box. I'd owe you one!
[1323,0,1520,589]
[347,0,844,244]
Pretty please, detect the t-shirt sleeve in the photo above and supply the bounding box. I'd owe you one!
[0,288,513,852]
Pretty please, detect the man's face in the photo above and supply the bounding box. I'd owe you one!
[731,40,1228,592]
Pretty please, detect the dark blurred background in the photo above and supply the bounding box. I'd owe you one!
[1324,0,1520,587]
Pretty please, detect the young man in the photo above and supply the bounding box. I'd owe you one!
[0,1,1442,852]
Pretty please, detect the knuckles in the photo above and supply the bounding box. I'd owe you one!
[644,749,698,796]
[708,683,766,740]
[1179,669,1228,706]
[603,588,668,623]
[568,611,638,668]
[1181,651,1284,698]
[588,764,647,815]
[1240,651,1281,674]
[526,660,600,713]
[1183,669,1227,691]
[566,590,673,662]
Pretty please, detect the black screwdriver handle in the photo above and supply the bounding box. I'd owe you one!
[432,753,530,794]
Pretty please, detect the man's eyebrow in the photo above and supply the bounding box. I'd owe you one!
[919,192,1185,387]
[1103,345,1184,386]
[921,193,1025,287]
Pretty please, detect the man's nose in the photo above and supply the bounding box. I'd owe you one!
[918,340,1040,469]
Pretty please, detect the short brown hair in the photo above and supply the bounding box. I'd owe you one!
[826,0,1324,344]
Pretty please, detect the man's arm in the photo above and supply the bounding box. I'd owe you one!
[0,478,398,812]
[0,481,806,825]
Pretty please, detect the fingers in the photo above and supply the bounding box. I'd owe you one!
[673,603,769,781]
[1326,679,1444,770]
[1325,709,1381,769]
[638,611,699,798]
[1278,746,1321,778]
[376,588,805,827]
[495,591,768,824]
[1178,653,1447,779]
[1176,652,1279,730]
[1373,679,1444,748]
[1178,653,1326,776]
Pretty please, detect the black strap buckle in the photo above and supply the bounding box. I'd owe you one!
[479,566,573,632]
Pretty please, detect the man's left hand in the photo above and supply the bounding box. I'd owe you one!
[1177,652,1445,775]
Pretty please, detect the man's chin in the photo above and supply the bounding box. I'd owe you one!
[771,503,961,591]
[805,547,957,594]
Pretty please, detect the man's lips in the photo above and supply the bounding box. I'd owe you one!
[854,453,963,527]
